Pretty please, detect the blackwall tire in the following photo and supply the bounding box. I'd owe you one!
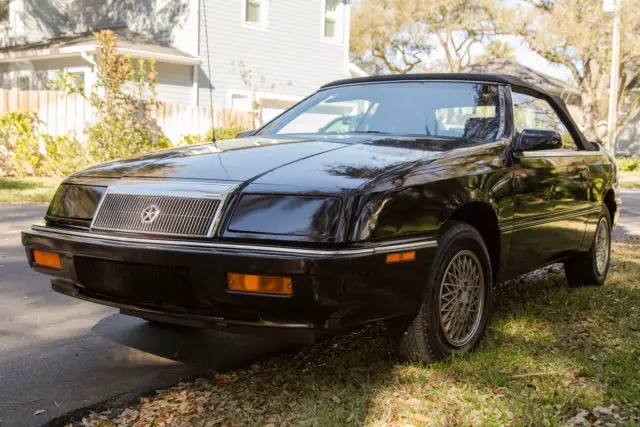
[393,222,492,363]
[564,206,611,287]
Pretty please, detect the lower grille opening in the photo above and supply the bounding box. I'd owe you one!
[74,256,196,308]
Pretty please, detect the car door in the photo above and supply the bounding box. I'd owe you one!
[507,90,590,275]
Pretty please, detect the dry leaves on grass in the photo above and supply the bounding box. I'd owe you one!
[81,326,390,426]
[566,404,628,426]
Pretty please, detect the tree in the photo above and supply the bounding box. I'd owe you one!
[474,40,516,63]
[350,0,433,74]
[350,0,508,74]
[87,29,170,161]
[513,0,640,141]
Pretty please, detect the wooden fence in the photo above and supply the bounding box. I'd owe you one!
[0,89,254,142]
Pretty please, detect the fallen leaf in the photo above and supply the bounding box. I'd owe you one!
[414,413,430,423]
[33,409,46,416]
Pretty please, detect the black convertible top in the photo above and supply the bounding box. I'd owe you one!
[322,73,545,93]
[321,73,594,150]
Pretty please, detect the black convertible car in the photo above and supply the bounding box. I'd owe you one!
[23,74,620,363]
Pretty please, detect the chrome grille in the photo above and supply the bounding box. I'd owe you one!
[92,194,220,237]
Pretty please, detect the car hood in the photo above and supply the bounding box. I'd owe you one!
[73,136,482,191]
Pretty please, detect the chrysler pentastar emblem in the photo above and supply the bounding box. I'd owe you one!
[140,205,160,224]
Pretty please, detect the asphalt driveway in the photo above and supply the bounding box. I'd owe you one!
[0,190,639,426]
[0,204,293,426]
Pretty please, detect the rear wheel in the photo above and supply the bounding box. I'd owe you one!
[391,222,492,363]
[564,206,611,287]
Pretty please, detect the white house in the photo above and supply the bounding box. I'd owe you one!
[0,0,364,121]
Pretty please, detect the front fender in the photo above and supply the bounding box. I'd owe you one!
[350,143,513,242]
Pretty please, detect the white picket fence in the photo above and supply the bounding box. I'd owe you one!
[0,89,253,142]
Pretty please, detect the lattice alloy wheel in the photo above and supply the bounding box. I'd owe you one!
[438,250,485,347]
[594,217,610,276]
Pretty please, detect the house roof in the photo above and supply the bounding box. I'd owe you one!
[465,59,581,99]
[0,28,199,65]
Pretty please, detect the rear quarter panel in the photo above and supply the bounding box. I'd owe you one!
[582,149,618,247]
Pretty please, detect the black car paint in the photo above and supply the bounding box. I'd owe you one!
[23,77,619,340]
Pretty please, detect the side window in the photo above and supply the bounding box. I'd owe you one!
[512,92,577,150]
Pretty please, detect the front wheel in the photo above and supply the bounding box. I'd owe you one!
[391,222,492,363]
[564,206,611,287]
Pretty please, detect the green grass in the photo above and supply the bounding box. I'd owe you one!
[0,177,60,204]
[81,242,640,426]
[617,157,640,172]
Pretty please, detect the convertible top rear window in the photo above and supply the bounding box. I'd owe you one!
[259,82,505,142]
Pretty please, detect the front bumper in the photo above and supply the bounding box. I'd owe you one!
[23,225,437,341]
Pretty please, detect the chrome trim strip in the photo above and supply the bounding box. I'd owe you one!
[515,150,604,158]
[207,184,239,237]
[89,187,109,230]
[29,225,438,257]
[501,207,602,232]
[106,180,237,198]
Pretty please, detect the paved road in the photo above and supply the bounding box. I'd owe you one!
[0,204,293,427]
[612,189,640,239]
[1,191,639,426]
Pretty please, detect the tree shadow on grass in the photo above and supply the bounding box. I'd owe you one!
[379,246,640,425]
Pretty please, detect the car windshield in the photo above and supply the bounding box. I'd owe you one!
[259,81,505,142]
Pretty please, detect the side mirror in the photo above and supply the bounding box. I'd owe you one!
[515,129,562,152]
[236,129,256,138]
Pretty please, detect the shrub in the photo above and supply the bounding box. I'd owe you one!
[177,134,205,146]
[178,127,250,146]
[42,133,91,176]
[0,112,89,177]
[618,156,640,172]
[0,112,43,176]
[206,126,250,141]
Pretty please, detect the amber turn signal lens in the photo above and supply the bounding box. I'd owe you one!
[386,251,416,264]
[227,273,293,296]
[32,250,61,269]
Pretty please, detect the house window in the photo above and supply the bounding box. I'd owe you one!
[243,0,268,28]
[323,0,342,41]
[68,71,86,92]
[16,75,30,91]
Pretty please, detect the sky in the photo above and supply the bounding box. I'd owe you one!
[350,0,578,84]
[506,38,573,81]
